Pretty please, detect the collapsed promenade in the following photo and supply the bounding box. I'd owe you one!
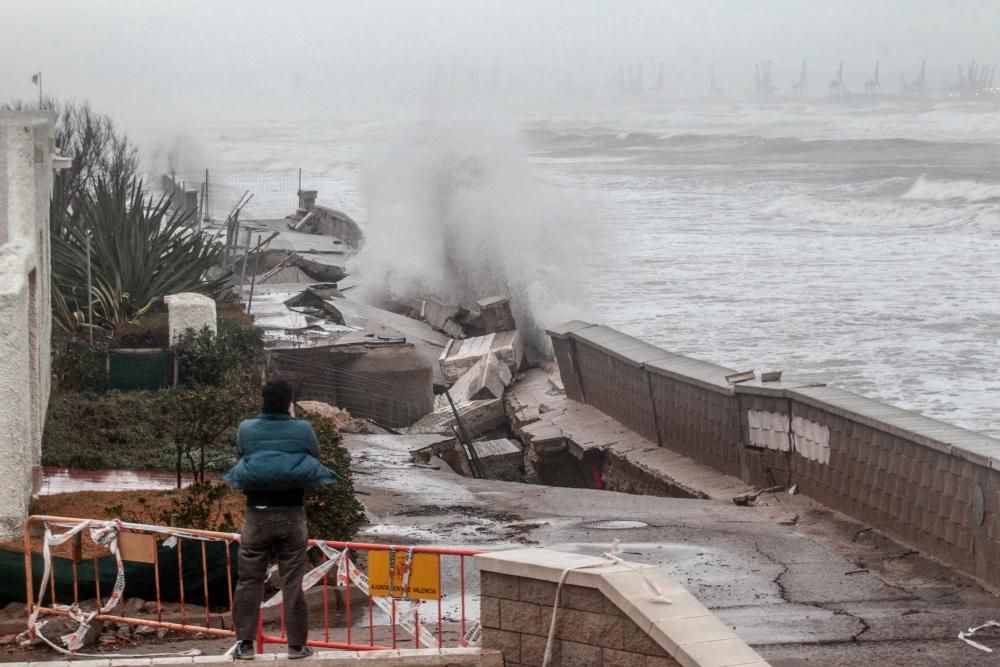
[77,174,998,665]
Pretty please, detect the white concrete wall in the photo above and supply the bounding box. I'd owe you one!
[0,112,56,539]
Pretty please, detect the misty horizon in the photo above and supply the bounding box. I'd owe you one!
[5,0,1000,131]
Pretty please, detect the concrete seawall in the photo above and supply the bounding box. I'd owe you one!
[548,320,1000,591]
[312,204,364,250]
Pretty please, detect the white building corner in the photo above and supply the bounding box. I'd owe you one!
[0,111,59,539]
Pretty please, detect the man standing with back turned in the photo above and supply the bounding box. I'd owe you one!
[224,379,340,659]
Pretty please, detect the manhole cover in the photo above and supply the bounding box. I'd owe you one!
[579,520,649,530]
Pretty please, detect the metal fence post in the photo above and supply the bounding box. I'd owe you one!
[86,233,93,347]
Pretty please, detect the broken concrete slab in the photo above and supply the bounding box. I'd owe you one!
[473,296,516,334]
[284,287,346,324]
[448,352,514,403]
[404,398,506,438]
[470,438,523,481]
[420,298,463,332]
[507,367,756,500]
[440,330,524,385]
[330,295,450,386]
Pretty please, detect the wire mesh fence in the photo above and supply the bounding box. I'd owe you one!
[175,169,302,222]
[269,353,433,429]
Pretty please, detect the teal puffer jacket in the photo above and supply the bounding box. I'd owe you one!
[223,413,340,491]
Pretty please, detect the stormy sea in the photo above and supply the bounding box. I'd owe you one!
[167,100,1000,437]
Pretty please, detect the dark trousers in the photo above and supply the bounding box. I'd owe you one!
[233,506,310,645]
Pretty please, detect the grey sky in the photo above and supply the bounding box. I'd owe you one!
[3,0,999,127]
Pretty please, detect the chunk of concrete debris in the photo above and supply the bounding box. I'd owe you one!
[284,287,346,325]
[440,330,524,385]
[420,298,465,337]
[475,296,516,334]
[448,352,513,403]
[471,438,523,481]
[404,398,505,437]
[164,292,217,343]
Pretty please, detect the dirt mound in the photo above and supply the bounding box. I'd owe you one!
[297,401,385,434]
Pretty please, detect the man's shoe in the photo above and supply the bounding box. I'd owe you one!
[234,640,256,660]
[287,645,314,660]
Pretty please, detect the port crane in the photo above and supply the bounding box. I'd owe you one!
[953,62,996,97]
[754,61,776,100]
[792,60,808,97]
[900,61,926,96]
[864,61,880,95]
[709,64,724,97]
[828,62,845,97]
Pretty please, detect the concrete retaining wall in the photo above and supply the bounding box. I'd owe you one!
[477,548,767,666]
[548,321,1000,590]
[0,112,56,540]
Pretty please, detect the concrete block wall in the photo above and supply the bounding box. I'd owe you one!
[477,548,768,667]
[548,320,1000,591]
[0,112,56,539]
[568,324,687,444]
[648,366,742,479]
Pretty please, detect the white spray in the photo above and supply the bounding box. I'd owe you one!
[350,113,601,356]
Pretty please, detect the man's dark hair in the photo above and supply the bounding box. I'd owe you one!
[261,378,293,414]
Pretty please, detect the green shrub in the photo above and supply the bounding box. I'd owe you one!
[111,309,170,348]
[43,389,168,470]
[301,409,366,542]
[44,315,265,478]
[173,319,265,387]
[42,373,257,478]
[159,370,259,485]
[51,339,109,392]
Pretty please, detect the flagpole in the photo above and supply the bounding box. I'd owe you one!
[38,72,42,108]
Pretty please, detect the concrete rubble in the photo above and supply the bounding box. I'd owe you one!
[444,352,513,404]
[200,185,530,440]
[403,398,506,438]
[214,190,530,441]
[468,438,522,481]
[504,365,760,498]
[440,331,524,385]
[417,295,518,340]
[419,298,465,339]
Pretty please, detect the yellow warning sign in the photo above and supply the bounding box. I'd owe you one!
[368,551,441,600]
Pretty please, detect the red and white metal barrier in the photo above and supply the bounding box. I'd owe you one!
[21,515,483,654]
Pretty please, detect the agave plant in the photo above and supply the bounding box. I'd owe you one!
[51,175,229,332]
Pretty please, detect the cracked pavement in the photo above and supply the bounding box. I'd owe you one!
[344,433,1000,666]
